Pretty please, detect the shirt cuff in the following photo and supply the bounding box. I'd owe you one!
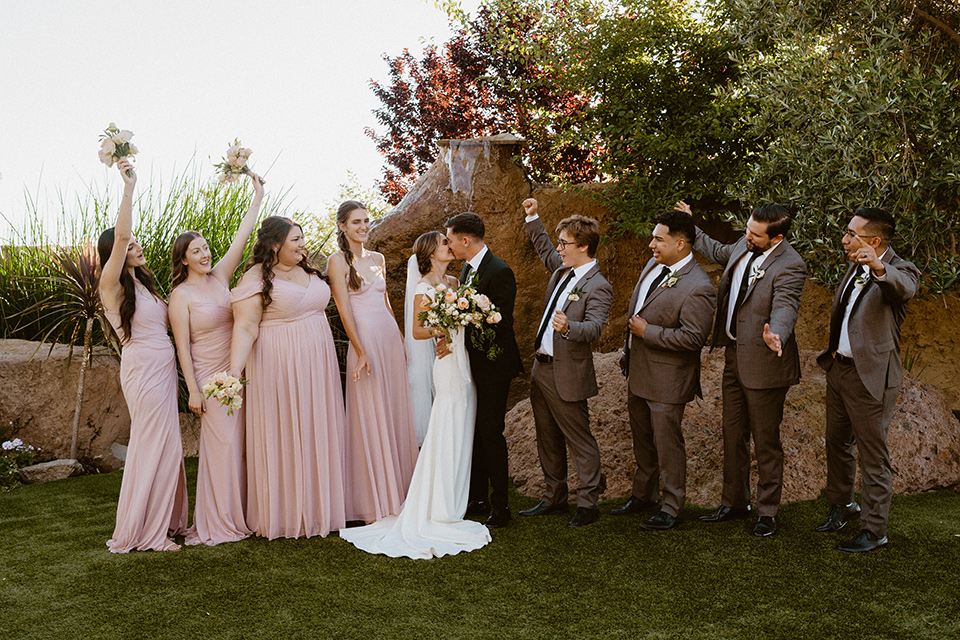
[525,214,539,223]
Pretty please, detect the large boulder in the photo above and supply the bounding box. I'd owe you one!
[505,350,960,506]
[17,459,84,484]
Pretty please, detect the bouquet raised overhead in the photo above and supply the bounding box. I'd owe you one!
[98,123,138,175]
[215,139,253,184]
[417,275,502,360]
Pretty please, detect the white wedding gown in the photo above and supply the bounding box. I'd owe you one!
[340,286,492,559]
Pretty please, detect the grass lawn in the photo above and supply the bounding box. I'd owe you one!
[2,458,958,639]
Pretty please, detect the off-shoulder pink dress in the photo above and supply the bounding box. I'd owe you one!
[106,284,189,552]
[343,276,418,522]
[183,282,252,546]
[231,274,346,538]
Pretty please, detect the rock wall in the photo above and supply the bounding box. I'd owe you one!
[368,135,960,410]
[0,339,200,471]
[0,340,129,471]
[506,351,960,506]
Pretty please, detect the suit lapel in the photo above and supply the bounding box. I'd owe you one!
[630,259,657,314]
[740,240,787,306]
[641,258,696,311]
[559,264,596,313]
[848,249,894,318]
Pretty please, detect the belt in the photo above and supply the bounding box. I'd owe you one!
[834,353,854,365]
[535,353,554,364]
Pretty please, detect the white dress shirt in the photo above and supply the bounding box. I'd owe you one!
[837,248,889,357]
[725,240,781,340]
[465,244,489,278]
[537,259,597,356]
[633,252,694,316]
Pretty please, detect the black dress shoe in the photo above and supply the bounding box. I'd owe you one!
[567,507,600,528]
[699,505,752,523]
[814,502,861,533]
[465,500,490,517]
[640,511,680,531]
[837,530,888,553]
[610,496,659,516]
[519,500,569,517]
[752,516,778,537]
[485,507,512,529]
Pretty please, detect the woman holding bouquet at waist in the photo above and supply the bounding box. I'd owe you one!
[168,171,264,546]
[328,200,418,524]
[99,158,188,552]
[228,216,346,539]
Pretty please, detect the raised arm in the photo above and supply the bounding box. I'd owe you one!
[168,288,204,414]
[99,159,137,312]
[327,252,371,380]
[676,201,736,267]
[522,198,564,273]
[212,173,264,286]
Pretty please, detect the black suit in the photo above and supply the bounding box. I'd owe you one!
[461,249,522,510]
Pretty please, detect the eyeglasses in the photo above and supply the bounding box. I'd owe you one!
[843,229,878,241]
[557,239,576,249]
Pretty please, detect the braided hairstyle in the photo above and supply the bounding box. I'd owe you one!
[97,227,160,343]
[248,216,324,311]
[336,200,367,291]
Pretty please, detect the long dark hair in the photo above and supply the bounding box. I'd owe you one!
[413,231,443,278]
[97,227,159,342]
[336,200,366,291]
[248,216,324,311]
[170,230,202,290]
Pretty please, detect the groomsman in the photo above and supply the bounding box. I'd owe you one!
[814,208,919,552]
[445,212,523,529]
[614,210,715,530]
[517,198,613,528]
[680,201,806,537]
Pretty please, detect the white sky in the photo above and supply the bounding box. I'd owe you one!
[0,0,477,241]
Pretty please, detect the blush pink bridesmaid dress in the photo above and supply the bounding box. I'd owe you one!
[106,284,189,553]
[231,274,346,539]
[183,282,252,546]
[343,275,418,523]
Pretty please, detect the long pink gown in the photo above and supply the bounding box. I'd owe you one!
[343,276,419,522]
[183,282,252,546]
[106,284,189,553]
[231,274,346,539]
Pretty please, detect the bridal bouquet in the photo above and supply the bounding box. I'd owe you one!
[201,372,247,415]
[215,139,253,183]
[98,123,138,175]
[418,277,502,360]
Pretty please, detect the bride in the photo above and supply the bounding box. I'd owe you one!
[339,231,492,559]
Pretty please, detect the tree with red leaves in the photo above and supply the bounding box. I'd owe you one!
[367,2,596,204]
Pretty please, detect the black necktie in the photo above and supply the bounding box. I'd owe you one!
[828,269,863,352]
[643,266,671,306]
[535,269,576,351]
[730,252,760,338]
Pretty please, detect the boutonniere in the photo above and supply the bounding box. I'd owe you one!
[749,265,765,286]
[567,285,586,302]
[662,273,681,288]
[854,270,869,290]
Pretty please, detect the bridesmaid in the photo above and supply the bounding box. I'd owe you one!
[168,171,264,546]
[98,158,189,552]
[328,200,418,523]
[228,216,346,539]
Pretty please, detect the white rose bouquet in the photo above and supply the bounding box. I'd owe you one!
[98,123,138,176]
[215,139,253,184]
[417,276,502,360]
[201,372,247,416]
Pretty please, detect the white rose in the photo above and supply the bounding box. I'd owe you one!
[128,143,139,155]
[111,133,123,145]
[239,148,252,157]
[227,145,240,157]
[233,155,247,168]
[100,139,116,155]
[118,129,134,143]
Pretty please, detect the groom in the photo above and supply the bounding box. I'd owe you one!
[445,212,523,528]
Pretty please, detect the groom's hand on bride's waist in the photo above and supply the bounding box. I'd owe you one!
[436,336,453,359]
